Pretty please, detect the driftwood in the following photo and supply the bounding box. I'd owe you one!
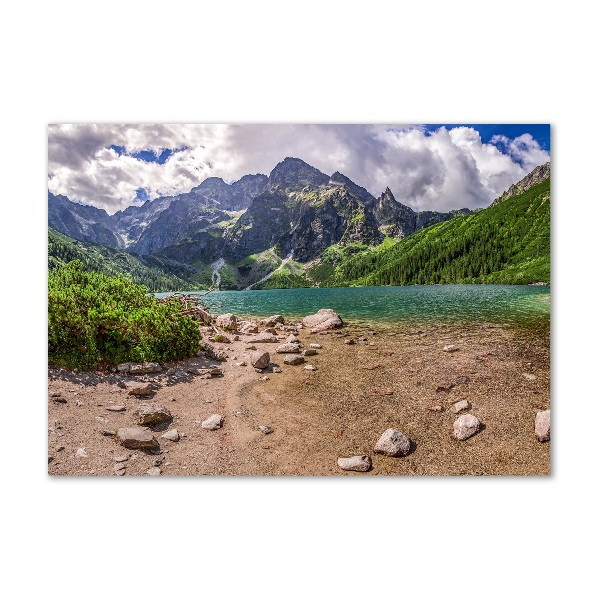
[157,289,216,324]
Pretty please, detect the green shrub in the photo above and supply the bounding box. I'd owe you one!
[48,261,201,369]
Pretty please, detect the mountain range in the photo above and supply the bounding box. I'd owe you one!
[48,158,550,290]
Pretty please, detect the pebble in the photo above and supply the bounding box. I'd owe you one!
[259,375,270,381]
[451,400,472,413]
[337,455,372,472]
[453,414,482,440]
[535,409,550,442]
[76,448,88,458]
[283,355,305,365]
[304,364,317,371]
[523,373,537,381]
[114,455,129,462]
[272,366,282,373]
[443,345,460,352]
[201,414,224,430]
[374,429,411,457]
[114,464,126,476]
[303,348,317,356]
[146,467,161,476]
[309,343,322,349]
[259,425,273,434]
[161,429,181,442]
[106,405,126,412]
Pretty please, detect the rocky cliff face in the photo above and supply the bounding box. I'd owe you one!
[48,193,122,248]
[494,162,551,204]
[374,187,471,238]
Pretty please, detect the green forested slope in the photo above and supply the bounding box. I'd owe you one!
[48,228,191,292]
[312,177,550,286]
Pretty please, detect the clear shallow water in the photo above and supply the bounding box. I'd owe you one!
[156,285,550,328]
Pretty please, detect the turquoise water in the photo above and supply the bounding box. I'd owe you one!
[156,285,550,327]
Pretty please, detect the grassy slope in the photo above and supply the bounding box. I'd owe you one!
[48,228,191,292]
[310,178,550,287]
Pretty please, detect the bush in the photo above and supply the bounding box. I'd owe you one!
[48,261,201,369]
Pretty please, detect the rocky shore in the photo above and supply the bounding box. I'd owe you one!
[48,307,550,476]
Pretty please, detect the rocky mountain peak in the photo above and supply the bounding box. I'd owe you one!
[494,162,550,204]
[329,172,374,203]
[268,157,329,189]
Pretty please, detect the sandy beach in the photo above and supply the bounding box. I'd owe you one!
[47,313,550,476]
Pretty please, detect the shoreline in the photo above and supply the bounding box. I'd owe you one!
[48,313,550,476]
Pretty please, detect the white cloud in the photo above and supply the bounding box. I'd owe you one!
[47,124,550,214]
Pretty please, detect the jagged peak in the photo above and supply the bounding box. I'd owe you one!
[269,157,329,187]
[493,162,550,205]
[329,172,374,203]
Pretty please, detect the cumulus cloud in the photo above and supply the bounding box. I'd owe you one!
[47,124,550,214]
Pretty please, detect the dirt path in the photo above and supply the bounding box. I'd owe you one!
[48,319,550,476]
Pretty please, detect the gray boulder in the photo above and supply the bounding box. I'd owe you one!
[283,354,305,366]
[535,409,550,442]
[251,350,270,370]
[453,414,482,440]
[216,313,238,331]
[247,332,280,344]
[135,403,172,427]
[201,414,224,430]
[374,429,411,457]
[117,427,160,450]
[302,309,343,332]
[260,315,284,327]
[126,381,153,396]
[337,455,372,472]
[276,343,301,354]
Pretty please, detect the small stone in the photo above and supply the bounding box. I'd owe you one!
[272,366,282,373]
[117,427,160,450]
[76,448,88,458]
[535,409,550,442]
[135,403,172,427]
[304,364,317,371]
[260,315,285,327]
[451,400,472,413]
[303,348,317,356]
[251,350,270,370]
[428,405,444,412]
[276,343,301,354]
[101,429,116,437]
[453,414,482,440]
[213,334,231,343]
[114,455,129,462]
[456,376,470,384]
[284,354,305,365]
[523,373,537,381]
[114,464,126,475]
[106,405,126,412]
[371,388,394,396]
[259,375,270,381]
[126,381,153,396]
[374,429,411,457]
[259,425,273,434]
[344,339,356,345]
[201,414,224,430]
[146,467,161,476]
[51,395,67,404]
[129,362,162,374]
[236,361,247,367]
[443,345,460,352]
[286,334,300,343]
[337,455,372,472]
[161,429,180,442]
[56,445,65,452]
